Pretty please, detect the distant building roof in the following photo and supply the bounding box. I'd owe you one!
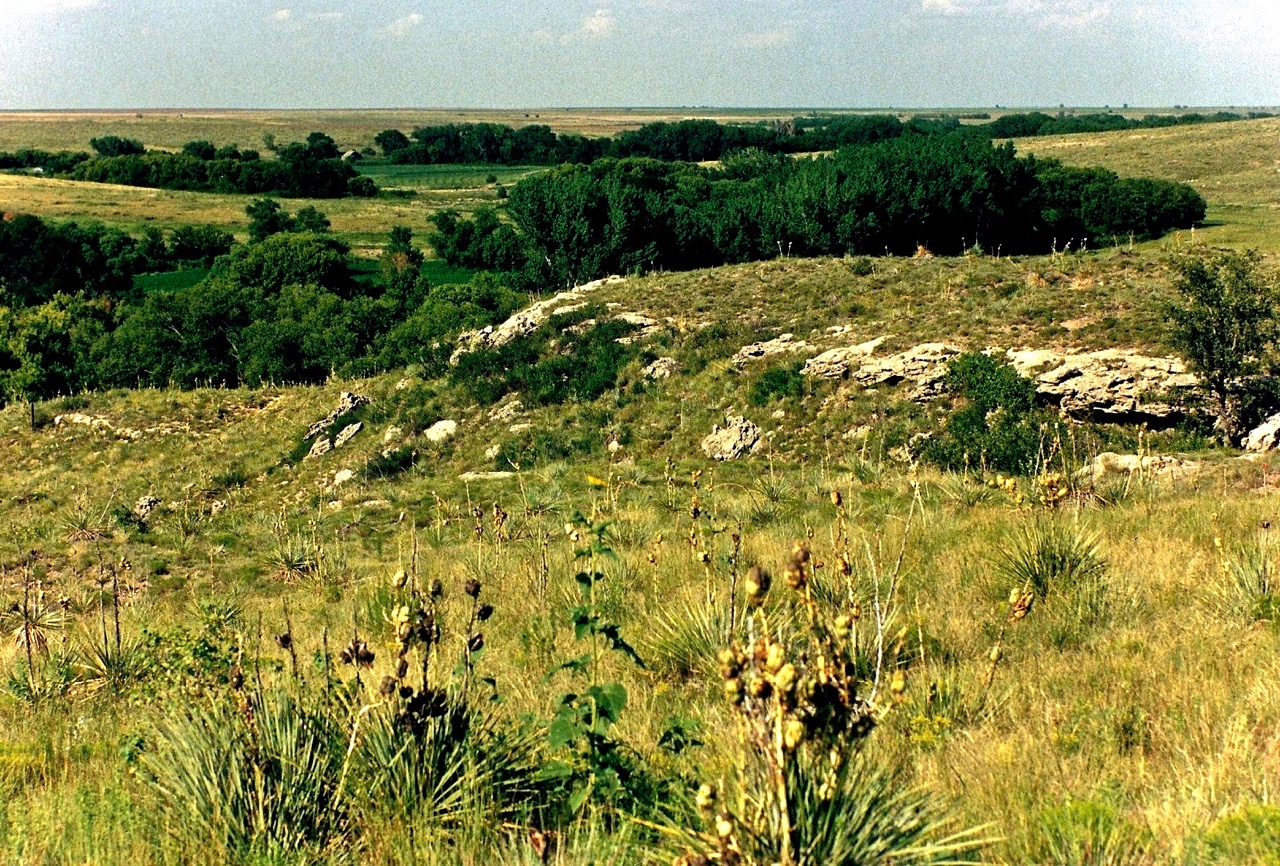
[341,150,363,161]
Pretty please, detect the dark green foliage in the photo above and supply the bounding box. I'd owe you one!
[68,132,373,198]
[167,224,234,266]
[373,128,411,155]
[428,208,526,272]
[1167,250,1280,439]
[748,361,806,406]
[0,215,158,307]
[293,205,331,234]
[450,308,639,408]
[361,445,417,480]
[89,135,144,157]
[923,352,1055,476]
[245,198,295,242]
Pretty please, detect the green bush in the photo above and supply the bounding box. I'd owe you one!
[748,362,805,406]
[923,352,1057,476]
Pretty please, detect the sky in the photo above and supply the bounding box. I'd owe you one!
[1,0,1277,109]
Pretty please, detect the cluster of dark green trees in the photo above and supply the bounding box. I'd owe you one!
[1,132,376,198]
[432,136,1206,288]
[374,110,1270,168]
[0,214,521,414]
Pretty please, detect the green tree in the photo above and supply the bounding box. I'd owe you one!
[245,198,295,242]
[293,206,331,234]
[0,302,79,427]
[374,129,411,156]
[89,135,144,157]
[1168,250,1280,440]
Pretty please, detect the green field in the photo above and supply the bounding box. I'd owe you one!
[3,110,1280,865]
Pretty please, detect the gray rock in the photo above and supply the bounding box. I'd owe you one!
[305,392,369,441]
[424,420,458,443]
[802,337,888,379]
[451,276,625,362]
[701,415,763,461]
[643,357,680,380]
[307,437,333,459]
[1081,451,1201,481]
[132,495,161,521]
[732,333,813,366]
[459,471,516,482]
[1007,348,1198,423]
[333,422,363,448]
[1244,412,1280,452]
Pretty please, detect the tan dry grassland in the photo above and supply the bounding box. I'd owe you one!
[2,111,1280,865]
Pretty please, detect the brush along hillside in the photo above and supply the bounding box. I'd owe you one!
[4,116,1280,865]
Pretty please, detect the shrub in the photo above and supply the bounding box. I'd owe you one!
[995,520,1107,600]
[923,352,1055,476]
[748,361,806,406]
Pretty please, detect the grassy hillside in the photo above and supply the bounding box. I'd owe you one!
[2,112,1280,864]
[1016,117,1280,252]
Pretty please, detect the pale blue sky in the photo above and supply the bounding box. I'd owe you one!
[2,0,1277,109]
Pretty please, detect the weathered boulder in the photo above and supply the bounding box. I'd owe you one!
[451,275,625,362]
[133,495,161,521]
[305,392,369,441]
[643,357,680,380]
[424,420,458,443]
[333,422,363,449]
[701,415,763,461]
[732,333,812,365]
[307,437,333,460]
[1244,412,1280,452]
[1081,451,1201,481]
[851,343,963,400]
[802,336,888,379]
[1007,348,1197,423]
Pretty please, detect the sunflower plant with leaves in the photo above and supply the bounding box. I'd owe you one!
[540,510,655,819]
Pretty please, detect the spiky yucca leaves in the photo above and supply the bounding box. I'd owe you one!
[1028,799,1154,866]
[356,696,542,833]
[77,629,152,693]
[645,599,733,680]
[1219,530,1280,625]
[995,519,1106,600]
[140,690,349,863]
[668,749,985,866]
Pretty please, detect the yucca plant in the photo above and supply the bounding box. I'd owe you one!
[645,598,733,680]
[1219,531,1280,625]
[77,628,153,694]
[140,689,349,863]
[995,520,1106,600]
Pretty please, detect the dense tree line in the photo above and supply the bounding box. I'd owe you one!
[1,132,376,198]
[375,110,1270,168]
[431,135,1206,287]
[0,214,519,414]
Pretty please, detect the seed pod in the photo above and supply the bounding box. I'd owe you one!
[774,663,797,694]
[836,553,852,577]
[783,718,806,751]
[889,669,906,695]
[395,657,409,679]
[477,604,494,622]
[716,814,733,839]
[391,569,408,589]
[988,644,1002,663]
[379,676,397,696]
[790,542,810,565]
[275,632,292,650]
[744,565,771,605]
[723,678,744,704]
[695,784,716,812]
[464,578,481,599]
[830,489,843,508]
[467,632,485,653]
[748,677,772,700]
[765,643,786,674]
[833,614,852,638]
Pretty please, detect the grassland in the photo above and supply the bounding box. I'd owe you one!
[1015,116,1280,253]
[2,110,1280,864]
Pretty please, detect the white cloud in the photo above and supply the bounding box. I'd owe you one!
[1008,0,1111,28]
[0,0,99,16]
[383,12,424,37]
[571,9,616,41]
[273,8,291,21]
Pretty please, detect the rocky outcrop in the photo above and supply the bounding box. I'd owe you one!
[305,392,369,441]
[701,415,763,461]
[451,276,625,362]
[643,358,680,380]
[132,496,161,521]
[851,343,963,400]
[802,336,889,379]
[424,420,458,443]
[732,333,813,365]
[1007,349,1197,424]
[1244,412,1280,452]
[1080,451,1201,481]
[333,422,363,449]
